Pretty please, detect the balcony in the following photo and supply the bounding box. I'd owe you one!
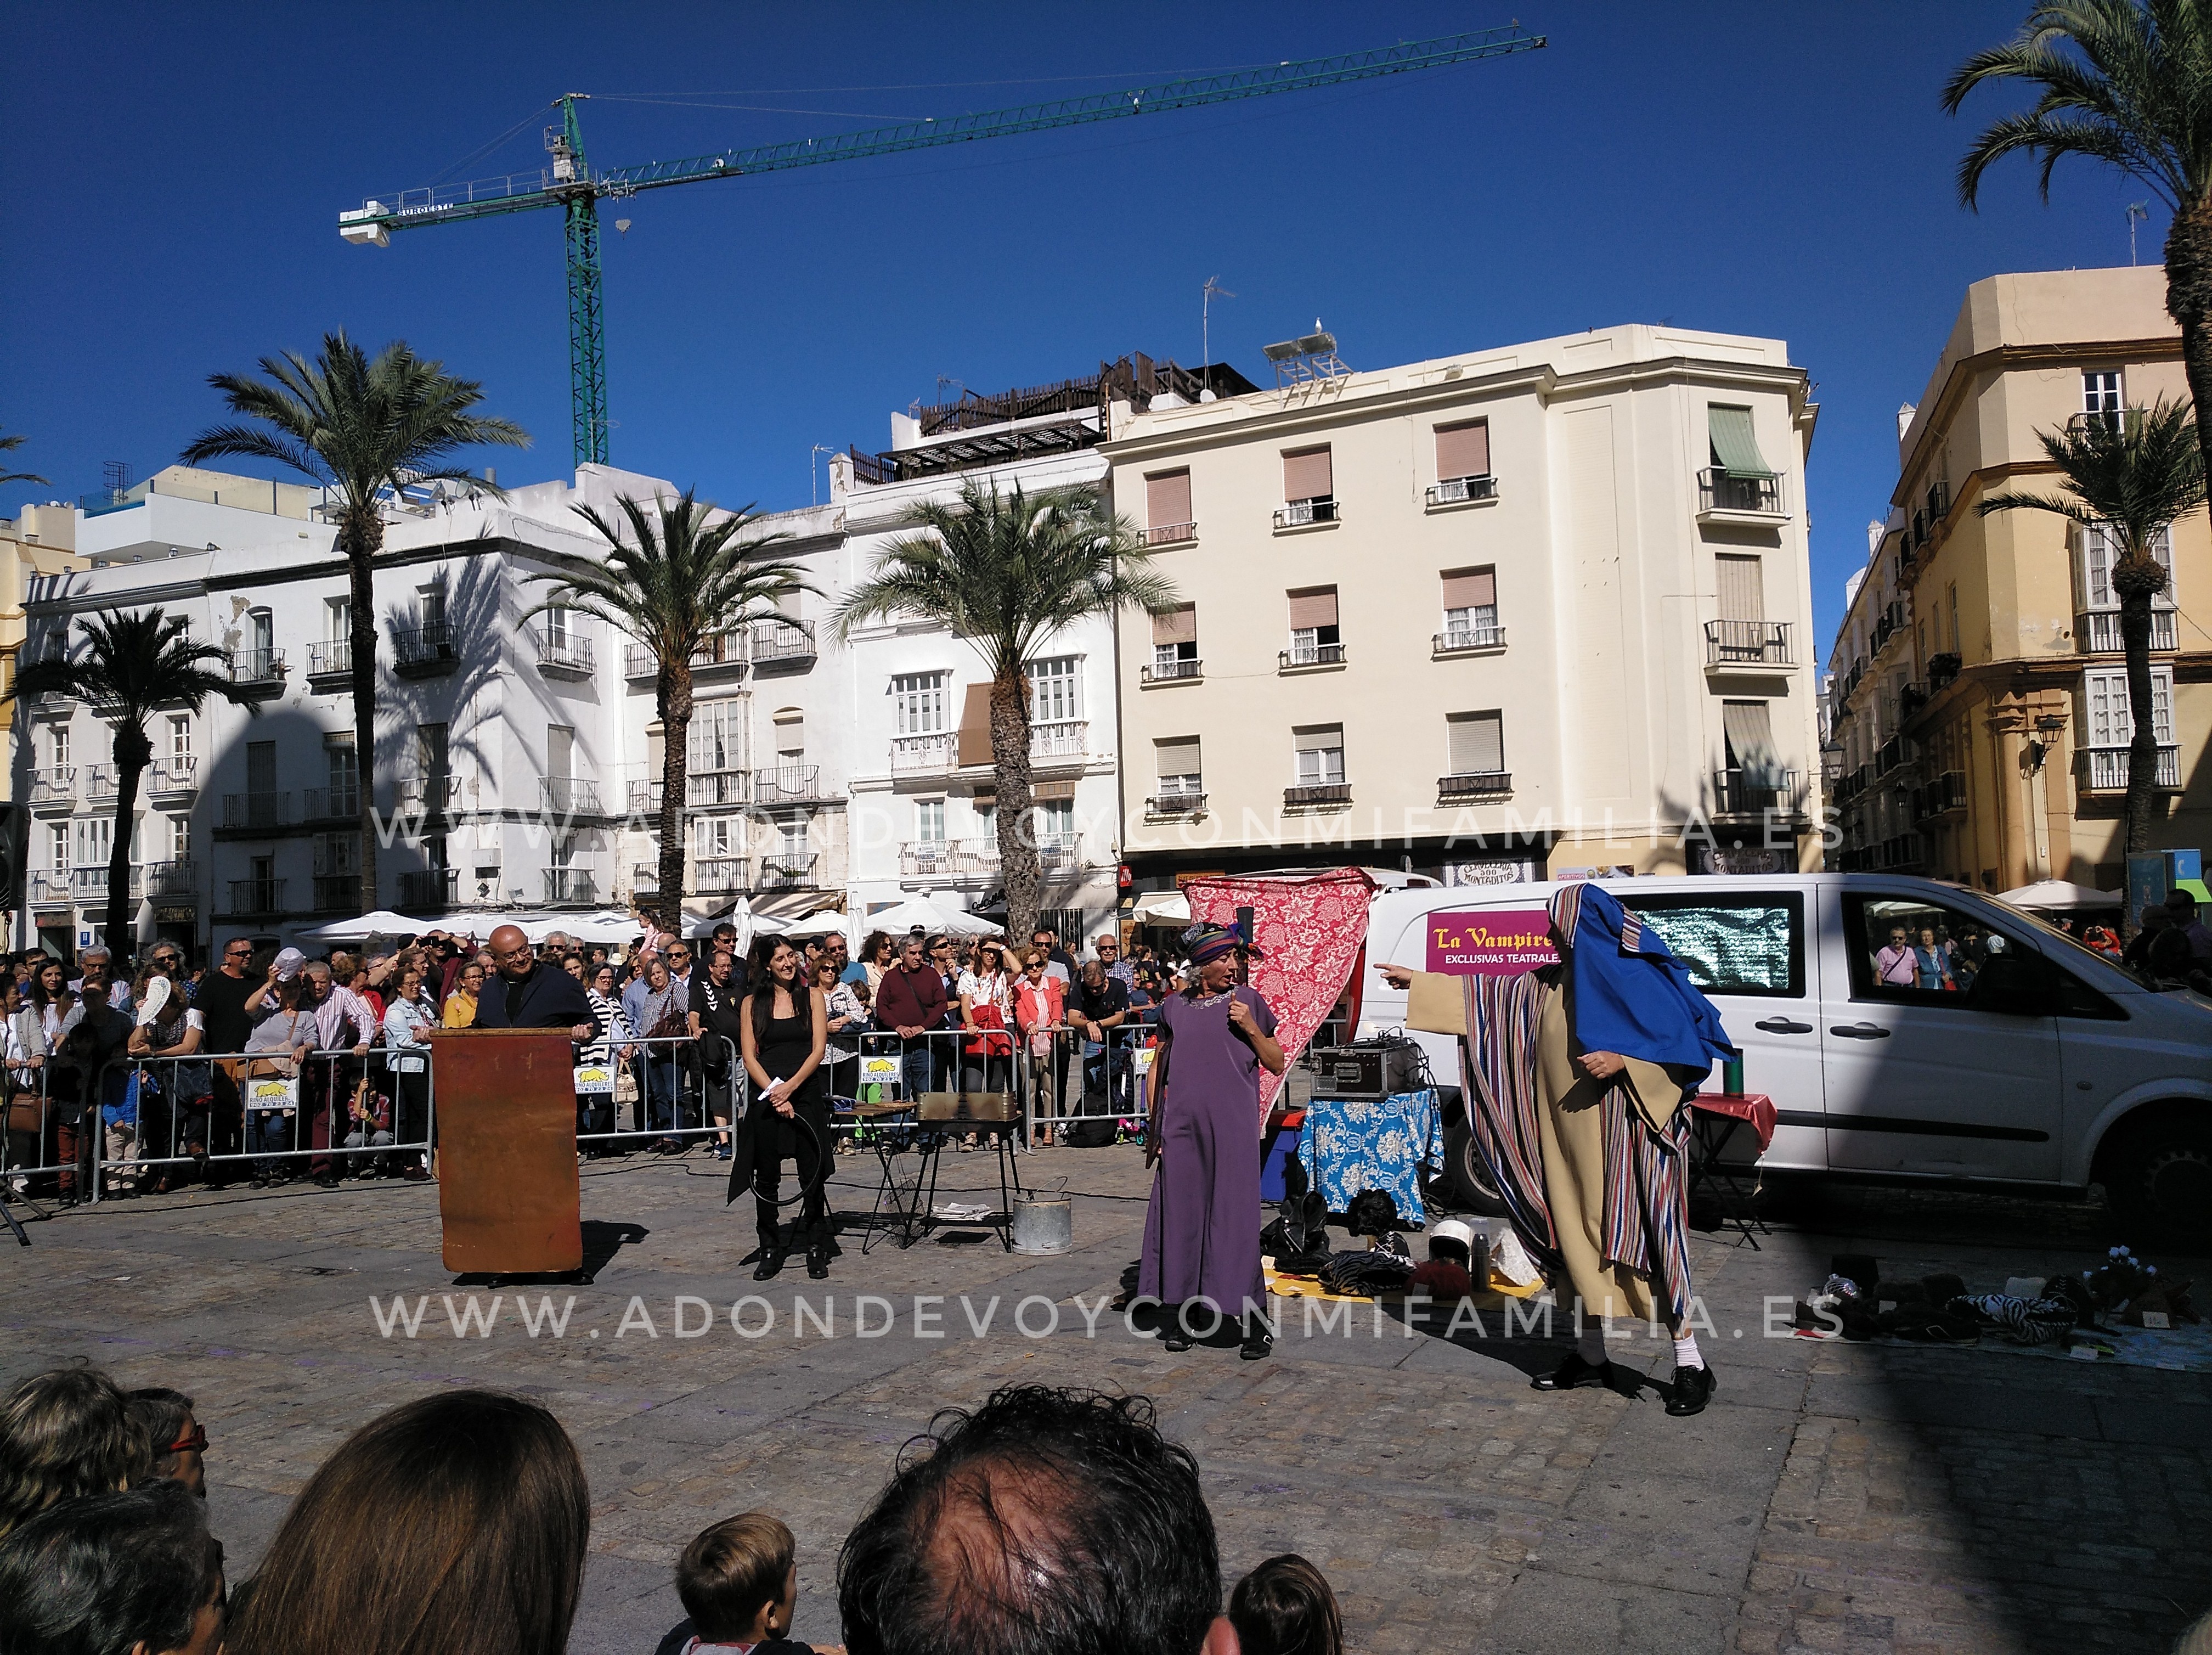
[1425,475,1498,509]
[540,778,603,817]
[86,765,117,803]
[1712,768,1799,818]
[395,773,462,817]
[143,859,198,902]
[2077,609,2178,654]
[1141,657,1203,685]
[687,769,750,808]
[306,640,353,688]
[1874,737,1906,778]
[227,648,287,699]
[146,758,199,803]
[753,764,824,807]
[623,643,659,680]
[1284,781,1351,808]
[396,869,457,910]
[900,840,995,883]
[1928,651,1962,691]
[1273,498,1339,531]
[226,878,286,917]
[314,875,359,914]
[1037,835,1079,873]
[891,733,956,775]
[26,871,70,908]
[1029,721,1087,764]
[1703,620,1794,671]
[759,853,819,890]
[693,857,751,894]
[27,767,76,813]
[1696,470,1785,520]
[1897,683,1929,722]
[748,618,817,671]
[1144,521,1198,547]
[2080,745,2182,792]
[1438,771,1513,801]
[72,865,142,901]
[535,632,594,680]
[1913,770,1968,823]
[1146,788,1207,818]
[627,777,665,815]
[393,622,458,678]
[221,791,294,832]
[303,784,360,824]
[1432,625,1506,658]
[692,633,748,678]
[1279,643,1347,673]
[544,868,599,905]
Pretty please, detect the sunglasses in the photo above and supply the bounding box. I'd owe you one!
[168,1422,208,1454]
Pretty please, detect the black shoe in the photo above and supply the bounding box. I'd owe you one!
[1240,1317,1274,1361]
[753,1248,788,1281]
[1163,1329,1193,1352]
[806,1243,831,1280]
[1531,1351,1614,1392]
[314,1173,342,1189]
[1666,1361,1716,1416]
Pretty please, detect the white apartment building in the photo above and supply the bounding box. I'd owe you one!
[13,463,676,956]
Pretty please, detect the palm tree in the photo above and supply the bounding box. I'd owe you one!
[179,333,528,911]
[1978,396,2204,857]
[1945,2,2212,480]
[527,491,806,933]
[0,427,46,488]
[831,479,1173,945]
[7,609,253,950]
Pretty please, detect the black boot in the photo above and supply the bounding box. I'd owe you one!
[1531,1350,1613,1392]
[1665,1361,1716,1416]
[1160,1302,1192,1352]
[806,1237,831,1280]
[1240,1313,1274,1361]
[753,1235,788,1281]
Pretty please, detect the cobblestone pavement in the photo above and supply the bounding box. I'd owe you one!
[3,1149,2207,1653]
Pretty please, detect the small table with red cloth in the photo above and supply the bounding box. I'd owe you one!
[1686,1091,1775,1248]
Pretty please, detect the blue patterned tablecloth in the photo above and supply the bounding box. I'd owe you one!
[1301,1089,1439,1229]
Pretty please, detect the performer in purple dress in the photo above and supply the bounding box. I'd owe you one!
[1138,924,1287,1359]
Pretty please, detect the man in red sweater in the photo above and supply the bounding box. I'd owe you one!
[874,932,947,1100]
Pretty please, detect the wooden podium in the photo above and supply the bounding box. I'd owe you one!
[428,1028,583,1275]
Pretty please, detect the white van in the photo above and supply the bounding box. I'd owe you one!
[1354,872,2212,1244]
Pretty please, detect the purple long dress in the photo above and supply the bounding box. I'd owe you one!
[1138,985,1278,1316]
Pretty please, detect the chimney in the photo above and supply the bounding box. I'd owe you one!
[1895,403,1917,442]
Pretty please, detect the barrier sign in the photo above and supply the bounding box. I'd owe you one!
[245,1076,298,1113]
[573,1063,615,1097]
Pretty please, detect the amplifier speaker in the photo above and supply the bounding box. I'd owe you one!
[1307,1039,1424,1100]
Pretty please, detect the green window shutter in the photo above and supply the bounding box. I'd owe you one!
[1708,406,1773,479]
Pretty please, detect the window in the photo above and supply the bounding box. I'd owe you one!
[1155,738,1201,800]
[1847,894,2041,1007]
[75,818,110,871]
[2083,666,2174,789]
[48,725,69,769]
[1722,701,1781,783]
[694,817,738,859]
[777,819,809,862]
[1715,554,1764,622]
[326,745,356,795]
[774,710,804,760]
[1028,657,1082,724]
[325,597,349,641]
[315,831,359,877]
[547,725,574,784]
[1150,606,1198,677]
[545,605,570,645]
[2083,370,2123,416]
[1617,891,1805,999]
[916,800,945,846]
[1279,446,1336,523]
[1294,725,1346,786]
[1034,798,1074,843]
[689,701,744,772]
[246,741,276,795]
[891,672,948,734]
[416,723,449,780]
[1445,712,1504,777]
[1286,587,1341,664]
[1144,470,1194,541]
[167,716,191,762]
[1438,569,1498,646]
[1434,420,1491,483]
[1707,406,1773,476]
[167,817,189,860]
[49,824,67,874]
[248,609,274,655]
[417,583,447,631]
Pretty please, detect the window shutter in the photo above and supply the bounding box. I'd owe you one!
[1145,469,1192,528]
[1715,554,1764,621]
[1286,587,1339,629]
[1721,700,1779,781]
[1446,712,1503,775]
[955,684,992,767]
[1438,568,1496,609]
[1155,737,1200,778]
[1434,420,1489,481]
[775,713,804,757]
[1282,446,1333,501]
[1152,604,1198,646]
[1031,780,1078,802]
[1707,406,1773,477]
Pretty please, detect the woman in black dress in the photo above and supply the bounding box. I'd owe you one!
[729,938,832,1280]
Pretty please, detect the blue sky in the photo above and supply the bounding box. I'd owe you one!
[2,2,2158,644]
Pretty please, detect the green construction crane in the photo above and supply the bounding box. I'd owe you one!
[337,25,1546,469]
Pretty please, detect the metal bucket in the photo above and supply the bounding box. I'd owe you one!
[1011,1190,1073,1255]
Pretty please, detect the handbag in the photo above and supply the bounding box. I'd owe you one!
[5,1090,43,1134]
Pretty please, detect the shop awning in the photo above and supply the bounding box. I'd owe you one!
[1708,406,1774,479]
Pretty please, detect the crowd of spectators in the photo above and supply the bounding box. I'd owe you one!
[0,1365,1344,1655]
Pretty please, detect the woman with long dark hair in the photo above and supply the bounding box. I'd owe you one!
[729,938,831,1281]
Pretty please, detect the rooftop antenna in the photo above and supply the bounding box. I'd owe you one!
[1202,277,1235,396]
[2128,201,2149,266]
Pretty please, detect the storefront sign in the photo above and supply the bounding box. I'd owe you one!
[1423,908,1558,976]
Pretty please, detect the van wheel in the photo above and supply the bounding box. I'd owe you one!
[1431,1115,1507,1217]
[2104,1113,2212,1248]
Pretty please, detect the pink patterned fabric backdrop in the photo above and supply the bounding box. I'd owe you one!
[1184,869,1375,1117]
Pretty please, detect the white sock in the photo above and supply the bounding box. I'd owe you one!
[1577,1325,1609,1365]
[1672,1332,1704,1371]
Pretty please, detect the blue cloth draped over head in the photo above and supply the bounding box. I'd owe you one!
[1548,882,1739,1072]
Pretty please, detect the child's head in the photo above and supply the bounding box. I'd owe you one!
[1229,1553,1343,1655]
[676,1512,798,1644]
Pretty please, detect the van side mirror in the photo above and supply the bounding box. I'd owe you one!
[1968,952,2062,1018]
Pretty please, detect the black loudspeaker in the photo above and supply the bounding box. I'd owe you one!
[1308,1038,1423,1100]
[0,804,23,910]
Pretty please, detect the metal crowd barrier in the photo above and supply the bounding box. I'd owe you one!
[1014,1024,1157,1145]
[577,1032,738,1153]
[1,1060,75,1200]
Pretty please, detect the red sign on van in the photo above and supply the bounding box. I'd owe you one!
[1424,909,1558,976]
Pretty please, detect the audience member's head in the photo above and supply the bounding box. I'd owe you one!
[1228,1555,1342,1655]
[224,1389,588,1655]
[2147,926,2201,981]
[127,1388,205,1500]
[838,1385,1226,1655]
[0,1478,224,1655]
[2168,887,2202,924]
[0,1366,150,1543]
[676,1512,799,1647]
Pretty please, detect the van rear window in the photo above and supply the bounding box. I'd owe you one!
[1617,893,1803,998]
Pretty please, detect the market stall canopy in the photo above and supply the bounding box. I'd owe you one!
[780,909,853,938]
[519,910,641,945]
[862,897,1000,937]
[301,910,431,943]
[1132,890,1191,924]
[1997,880,2123,911]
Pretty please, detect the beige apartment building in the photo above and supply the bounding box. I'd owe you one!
[1827,267,2212,890]
[1103,325,1823,891]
